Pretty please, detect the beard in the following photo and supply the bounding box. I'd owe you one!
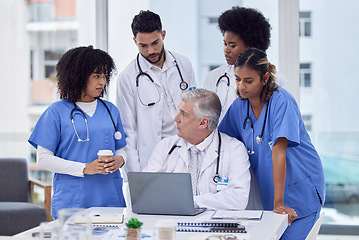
[142,45,165,65]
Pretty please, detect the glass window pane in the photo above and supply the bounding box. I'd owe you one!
[300,0,359,232]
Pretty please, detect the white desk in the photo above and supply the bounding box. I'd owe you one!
[14,208,288,240]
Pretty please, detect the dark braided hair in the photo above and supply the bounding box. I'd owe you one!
[56,45,116,102]
[235,48,278,103]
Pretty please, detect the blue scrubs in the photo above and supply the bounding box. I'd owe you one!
[29,99,127,219]
[219,87,325,239]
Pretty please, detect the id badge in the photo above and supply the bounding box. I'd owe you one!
[216,178,228,192]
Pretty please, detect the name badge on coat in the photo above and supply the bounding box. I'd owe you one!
[216,178,228,192]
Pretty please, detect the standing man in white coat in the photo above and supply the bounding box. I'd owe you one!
[144,89,250,210]
[116,10,196,173]
[203,7,289,122]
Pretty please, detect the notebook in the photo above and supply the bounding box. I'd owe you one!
[127,172,206,216]
[75,207,124,228]
[177,221,246,233]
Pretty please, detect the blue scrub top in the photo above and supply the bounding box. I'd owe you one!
[219,87,325,218]
[28,99,127,218]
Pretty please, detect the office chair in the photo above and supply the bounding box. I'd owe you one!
[305,212,325,240]
[0,158,51,236]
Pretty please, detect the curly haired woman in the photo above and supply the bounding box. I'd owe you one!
[29,46,127,219]
[204,7,289,122]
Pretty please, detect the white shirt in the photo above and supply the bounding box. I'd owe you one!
[116,50,197,173]
[144,130,251,210]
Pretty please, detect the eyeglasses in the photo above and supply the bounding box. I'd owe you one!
[206,234,237,240]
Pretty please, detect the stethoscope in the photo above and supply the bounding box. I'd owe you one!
[215,72,230,107]
[136,52,189,106]
[70,98,122,142]
[168,131,222,183]
[243,99,270,155]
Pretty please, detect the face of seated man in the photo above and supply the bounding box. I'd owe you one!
[174,100,211,145]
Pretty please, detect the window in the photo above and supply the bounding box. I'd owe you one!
[299,63,311,87]
[299,11,311,37]
[208,17,218,24]
[209,65,221,71]
[300,0,359,234]
[301,114,312,131]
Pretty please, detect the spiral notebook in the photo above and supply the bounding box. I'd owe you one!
[177,221,246,233]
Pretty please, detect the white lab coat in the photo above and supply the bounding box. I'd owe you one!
[203,64,290,122]
[144,131,250,210]
[116,50,196,173]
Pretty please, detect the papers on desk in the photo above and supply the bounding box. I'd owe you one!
[211,210,263,220]
[75,207,124,227]
[101,229,154,239]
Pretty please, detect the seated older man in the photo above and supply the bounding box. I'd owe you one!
[144,88,250,210]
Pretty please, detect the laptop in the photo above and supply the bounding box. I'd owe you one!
[127,172,206,216]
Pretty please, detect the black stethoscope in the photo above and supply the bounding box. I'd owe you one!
[243,99,270,155]
[215,72,230,107]
[70,98,122,142]
[136,52,189,106]
[168,131,222,183]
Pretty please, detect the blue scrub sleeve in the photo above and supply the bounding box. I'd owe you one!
[218,100,242,140]
[271,95,301,148]
[28,107,61,153]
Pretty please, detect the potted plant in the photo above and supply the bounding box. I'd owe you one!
[126,218,143,240]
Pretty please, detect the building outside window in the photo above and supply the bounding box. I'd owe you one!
[300,63,311,87]
[302,114,312,131]
[299,11,311,37]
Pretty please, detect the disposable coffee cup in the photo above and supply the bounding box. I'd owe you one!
[97,150,113,172]
[97,150,113,159]
[155,219,177,240]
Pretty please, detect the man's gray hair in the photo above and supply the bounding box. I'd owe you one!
[180,88,222,130]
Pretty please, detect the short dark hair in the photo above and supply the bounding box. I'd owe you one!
[218,7,271,51]
[56,45,116,102]
[131,10,162,37]
[235,48,278,103]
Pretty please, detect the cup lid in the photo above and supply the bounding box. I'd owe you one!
[155,219,177,228]
[97,150,113,156]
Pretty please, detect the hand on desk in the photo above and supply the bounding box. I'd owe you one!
[273,203,298,226]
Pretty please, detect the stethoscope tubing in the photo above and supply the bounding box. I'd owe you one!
[71,98,122,142]
[243,99,270,155]
[135,52,189,106]
[215,70,231,108]
[167,131,222,184]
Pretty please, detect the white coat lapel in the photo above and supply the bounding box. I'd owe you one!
[199,131,220,174]
[177,138,190,167]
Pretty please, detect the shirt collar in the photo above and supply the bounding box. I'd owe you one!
[186,130,215,152]
[141,49,174,71]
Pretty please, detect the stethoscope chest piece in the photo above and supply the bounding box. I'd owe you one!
[114,131,122,140]
[256,135,264,144]
[213,174,220,184]
[180,81,188,91]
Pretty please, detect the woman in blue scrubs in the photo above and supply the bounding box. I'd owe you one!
[29,46,127,219]
[218,48,325,239]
